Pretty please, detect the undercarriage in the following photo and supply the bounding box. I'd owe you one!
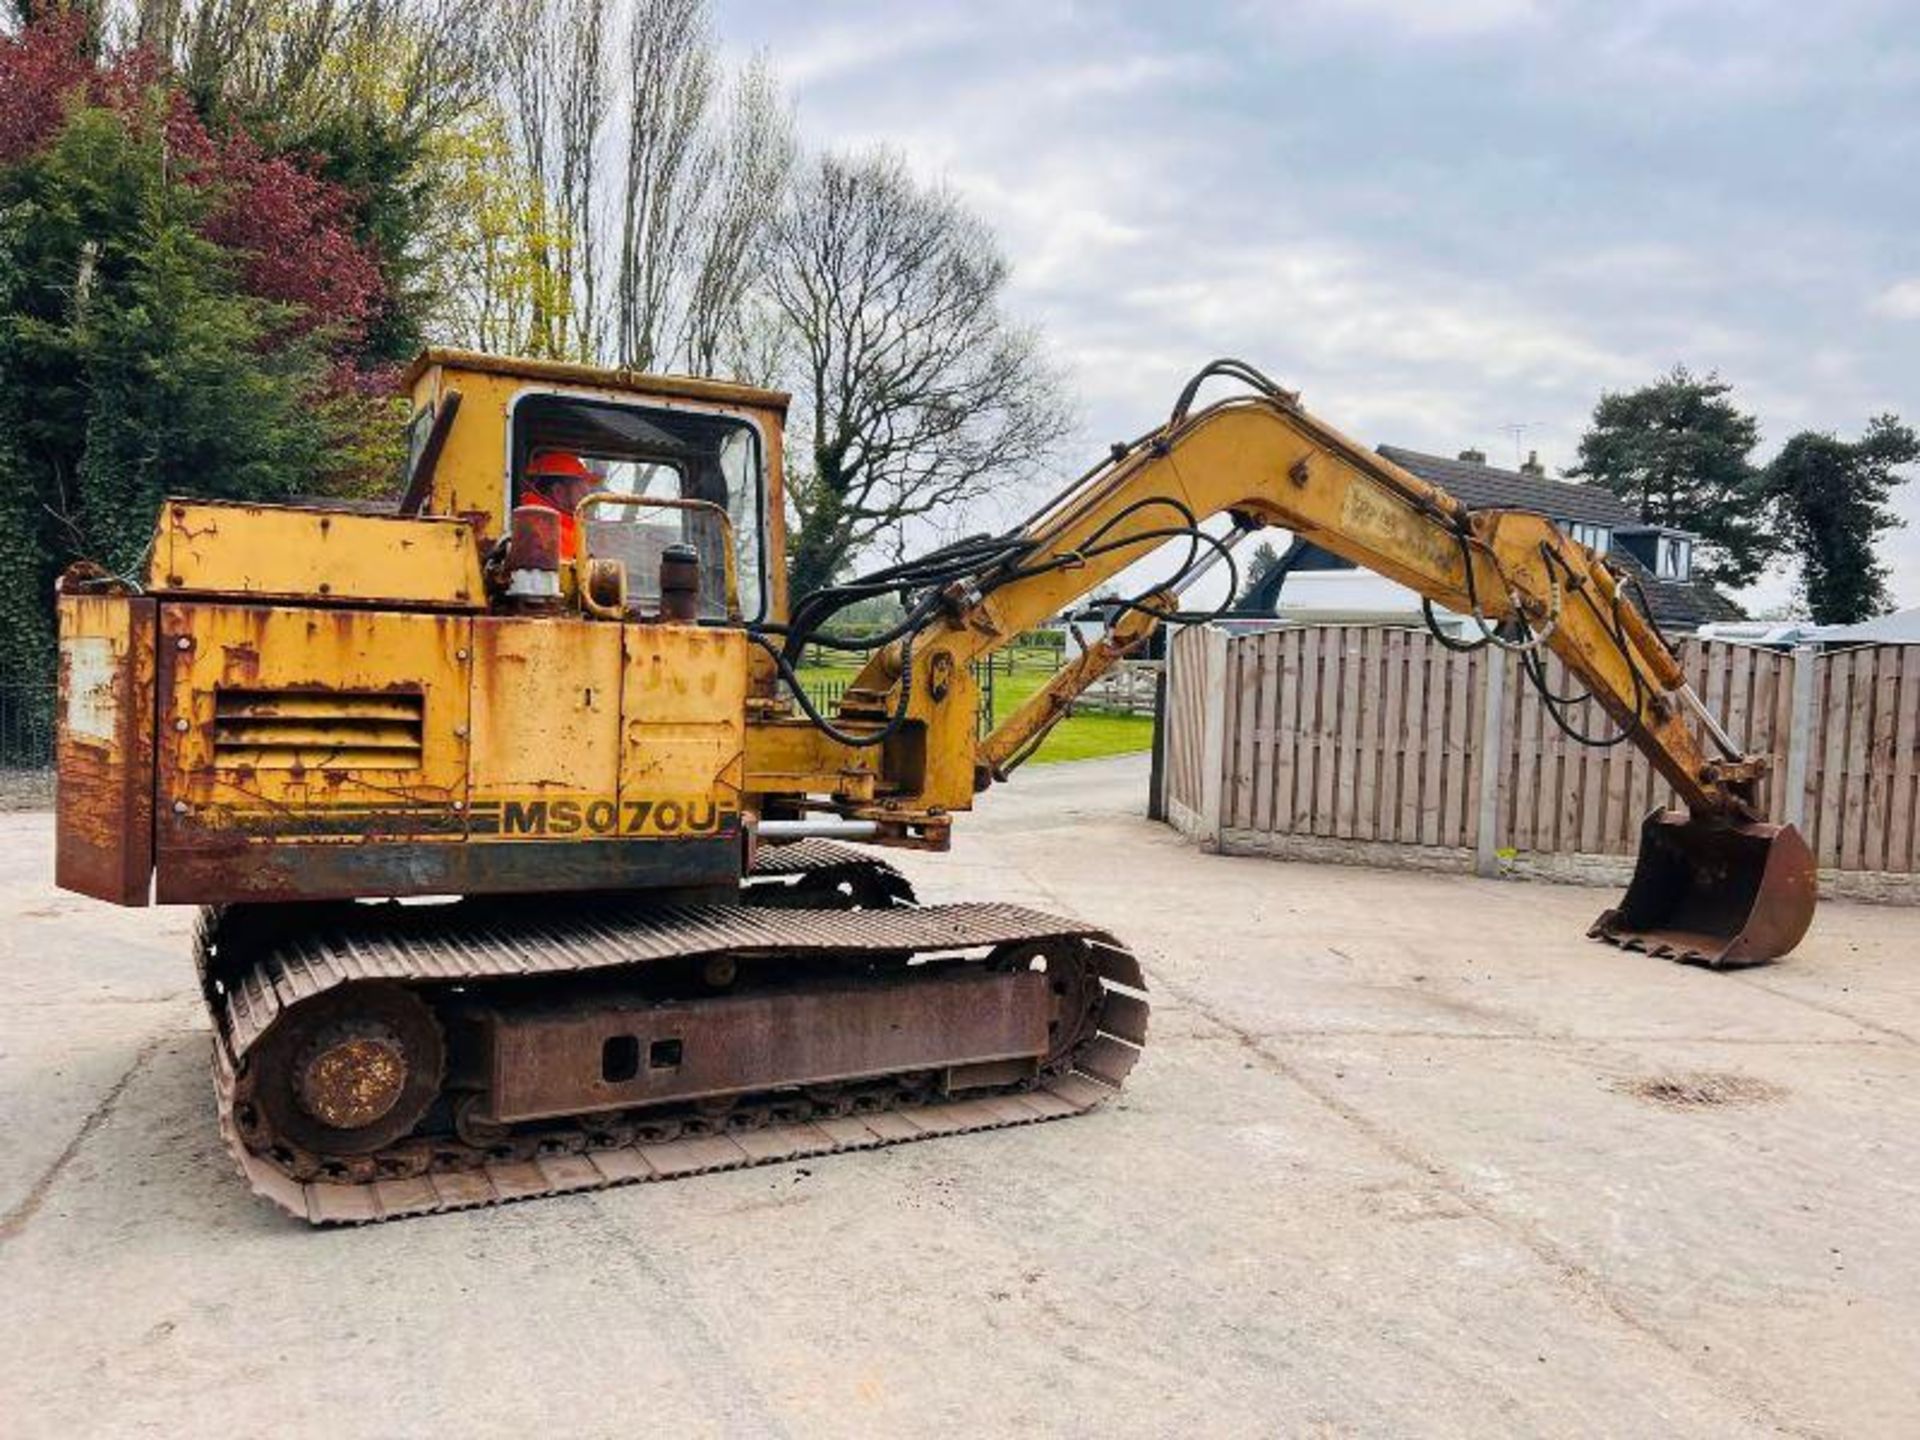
[195,845,1149,1224]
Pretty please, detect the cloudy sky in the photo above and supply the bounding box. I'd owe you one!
[715,0,1920,610]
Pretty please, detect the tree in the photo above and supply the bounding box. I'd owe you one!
[679,57,791,375]
[766,149,1072,598]
[494,0,603,358]
[484,0,791,370]
[1762,417,1917,624]
[1235,539,1283,606]
[1569,366,1774,589]
[417,106,549,354]
[0,16,392,679]
[127,0,502,367]
[613,0,711,371]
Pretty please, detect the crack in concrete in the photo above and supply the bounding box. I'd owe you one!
[1189,1026,1901,1049]
[998,862,1820,1437]
[9,995,190,1010]
[0,1035,164,1245]
[1724,974,1918,1047]
[1152,971,1821,1439]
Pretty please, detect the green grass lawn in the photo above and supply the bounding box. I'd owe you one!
[794,648,1154,765]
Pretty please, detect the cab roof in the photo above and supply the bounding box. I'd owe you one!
[402,347,791,415]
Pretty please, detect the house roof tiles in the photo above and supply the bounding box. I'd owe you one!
[1375,445,1741,632]
[1376,445,1646,528]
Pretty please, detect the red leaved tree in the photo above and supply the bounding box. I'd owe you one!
[1,14,389,372]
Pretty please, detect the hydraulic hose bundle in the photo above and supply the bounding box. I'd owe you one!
[1420,528,1662,751]
[747,371,1282,747]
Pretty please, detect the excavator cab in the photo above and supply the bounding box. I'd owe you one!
[509,392,770,622]
[1592,809,1817,968]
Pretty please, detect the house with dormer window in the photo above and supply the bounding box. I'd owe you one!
[1235,444,1742,635]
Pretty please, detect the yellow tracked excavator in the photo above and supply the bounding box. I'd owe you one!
[52,352,1817,1223]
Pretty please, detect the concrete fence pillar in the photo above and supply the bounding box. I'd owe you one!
[1781,644,1818,829]
[1196,626,1231,849]
[1475,650,1509,878]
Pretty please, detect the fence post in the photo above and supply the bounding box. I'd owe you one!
[1196,626,1231,849]
[1475,651,1507,878]
[1147,658,1168,822]
[1782,643,1817,829]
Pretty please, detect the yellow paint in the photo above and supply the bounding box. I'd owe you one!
[621,623,748,823]
[159,602,473,835]
[468,616,623,799]
[462,615,745,843]
[753,394,1723,823]
[57,348,1738,906]
[151,501,484,609]
[406,350,791,597]
[744,722,881,801]
[1337,478,1462,579]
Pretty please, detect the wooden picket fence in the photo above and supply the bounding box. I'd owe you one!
[1162,623,1920,892]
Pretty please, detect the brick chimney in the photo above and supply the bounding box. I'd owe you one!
[1457,447,1487,464]
[1520,449,1545,476]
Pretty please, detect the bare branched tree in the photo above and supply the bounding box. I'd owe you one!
[679,55,792,375]
[418,108,543,354]
[499,0,607,358]
[480,0,794,378]
[554,0,608,359]
[614,0,712,370]
[766,149,1072,597]
[482,0,789,374]
[120,0,498,142]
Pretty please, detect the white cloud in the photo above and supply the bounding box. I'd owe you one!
[770,14,972,89]
[1872,279,1920,320]
[1239,0,1541,40]
[1033,53,1223,102]
[718,0,1920,607]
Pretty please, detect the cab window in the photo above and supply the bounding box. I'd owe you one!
[511,393,768,620]
[402,403,434,485]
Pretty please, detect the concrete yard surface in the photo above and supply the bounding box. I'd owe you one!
[3,754,1918,1438]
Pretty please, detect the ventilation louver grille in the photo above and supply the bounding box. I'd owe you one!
[212,689,425,770]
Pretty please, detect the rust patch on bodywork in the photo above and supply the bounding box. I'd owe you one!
[55,594,156,905]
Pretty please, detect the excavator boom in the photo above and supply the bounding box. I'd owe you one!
[753,362,1815,967]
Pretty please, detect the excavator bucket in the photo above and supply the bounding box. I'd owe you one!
[1590,809,1817,969]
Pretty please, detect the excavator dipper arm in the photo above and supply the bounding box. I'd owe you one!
[756,365,1816,966]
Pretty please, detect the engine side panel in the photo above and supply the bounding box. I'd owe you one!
[617,621,747,840]
[156,600,473,844]
[142,600,745,903]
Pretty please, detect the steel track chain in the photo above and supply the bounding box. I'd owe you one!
[207,898,1150,1225]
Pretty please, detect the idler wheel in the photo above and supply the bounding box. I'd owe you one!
[249,984,444,1156]
[990,938,1101,1066]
